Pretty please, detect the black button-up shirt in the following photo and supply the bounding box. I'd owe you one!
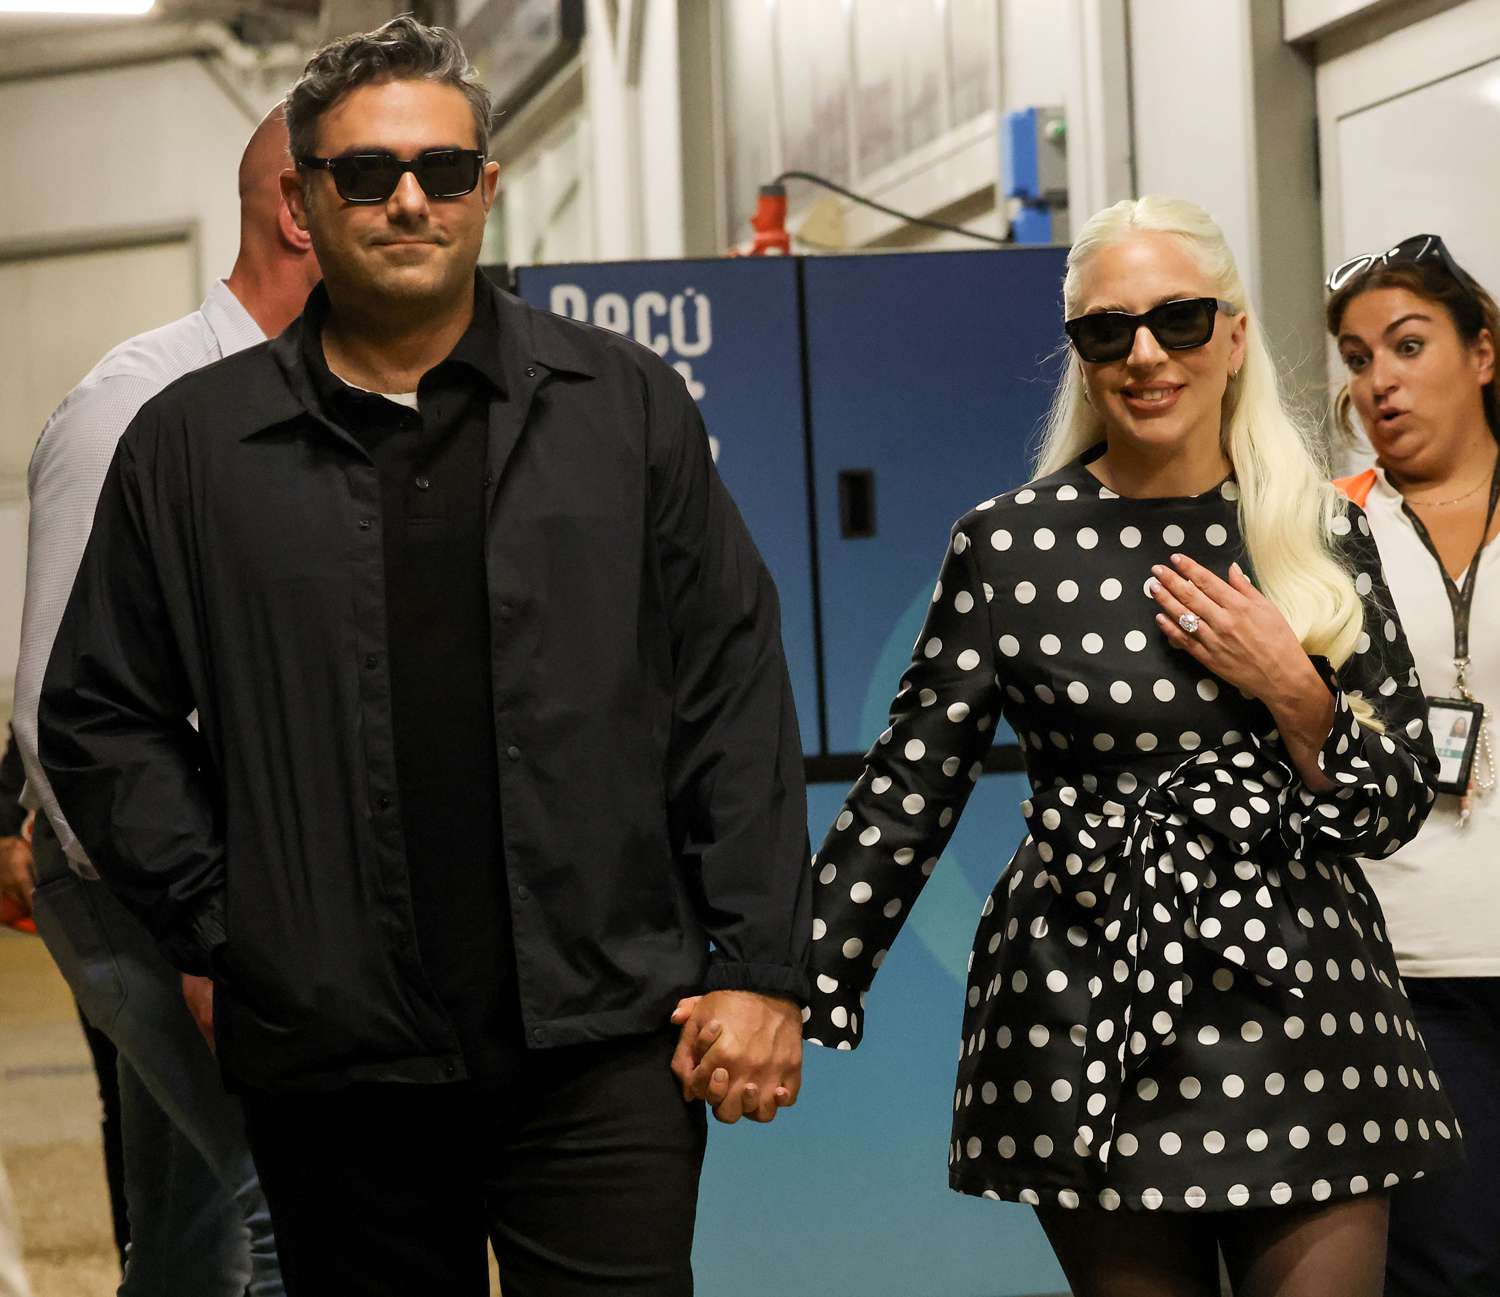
[39,275,811,1091]
[299,286,522,1080]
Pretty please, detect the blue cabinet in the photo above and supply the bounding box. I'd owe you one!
[801,248,1068,754]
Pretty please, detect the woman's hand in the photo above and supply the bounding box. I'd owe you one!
[1150,554,1336,791]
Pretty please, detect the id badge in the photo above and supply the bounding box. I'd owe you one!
[1426,696,1484,795]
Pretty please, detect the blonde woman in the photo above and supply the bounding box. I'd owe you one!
[800,199,1461,1295]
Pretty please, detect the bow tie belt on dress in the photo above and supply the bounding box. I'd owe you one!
[1017,737,1330,1170]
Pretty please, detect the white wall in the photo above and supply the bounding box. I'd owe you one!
[0,56,270,292]
[1129,0,1258,297]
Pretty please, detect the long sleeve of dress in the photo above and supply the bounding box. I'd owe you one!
[805,513,1003,1049]
[1277,503,1438,862]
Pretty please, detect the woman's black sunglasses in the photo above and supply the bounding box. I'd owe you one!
[298,148,486,204]
[1063,297,1237,365]
[1325,233,1479,296]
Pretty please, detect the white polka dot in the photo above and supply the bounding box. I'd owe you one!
[904,739,926,761]
[1034,528,1056,550]
[1247,1129,1269,1152]
[1110,680,1132,704]
[1066,681,1090,704]
[1125,630,1147,651]
[1289,1126,1310,1149]
[991,529,1012,551]
[1082,633,1104,654]
[1163,524,1185,545]
[956,649,981,671]
[1206,523,1228,546]
[1197,678,1219,701]
[947,702,970,722]
[999,635,1020,657]
[1115,1133,1138,1156]
[1120,526,1142,548]
[1100,577,1123,601]
[1153,679,1176,702]
[1141,1188,1163,1210]
[1270,1183,1293,1205]
[1076,527,1098,549]
[1040,634,1062,655]
[1057,580,1080,602]
[1227,1184,1251,1206]
[849,882,873,903]
[1015,581,1036,604]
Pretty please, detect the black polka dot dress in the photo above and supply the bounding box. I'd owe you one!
[806,448,1464,1215]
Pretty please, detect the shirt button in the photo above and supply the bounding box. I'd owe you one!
[442,1061,457,1078]
[506,745,521,761]
[483,472,494,487]
[377,795,392,810]
[532,1026,546,1043]
[364,655,378,669]
[414,476,431,491]
[515,884,529,902]
[498,603,513,619]
[358,518,372,530]
[525,366,537,378]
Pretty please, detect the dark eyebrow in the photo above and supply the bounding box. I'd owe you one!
[1338,313,1435,349]
[1083,292,1205,315]
[332,144,471,157]
[1384,313,1432,337]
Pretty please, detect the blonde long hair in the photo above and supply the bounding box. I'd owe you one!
[1036,196,1379,729]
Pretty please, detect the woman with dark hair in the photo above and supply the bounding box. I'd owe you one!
[1328,235,1500,1296]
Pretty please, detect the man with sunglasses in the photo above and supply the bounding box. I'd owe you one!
[36,16,809,1297]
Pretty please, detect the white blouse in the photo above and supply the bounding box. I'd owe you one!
[1358,466,1500,978]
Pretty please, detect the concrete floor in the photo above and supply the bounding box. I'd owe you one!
[0,926,505,1295]
[0,928,120,1297]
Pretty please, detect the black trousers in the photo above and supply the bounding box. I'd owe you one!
[242,1028,707,1297]
[1386,977,1500,1297]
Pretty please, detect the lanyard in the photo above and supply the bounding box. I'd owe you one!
[1399,460,1500,680]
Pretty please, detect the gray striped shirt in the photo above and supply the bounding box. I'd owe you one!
[15,281,264,875]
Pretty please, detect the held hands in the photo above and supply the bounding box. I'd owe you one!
[669,991,803,1124]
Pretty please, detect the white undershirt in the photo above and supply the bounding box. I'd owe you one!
[336,373,419,410]
[1358,466,1500,978]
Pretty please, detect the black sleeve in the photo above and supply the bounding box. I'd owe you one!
[0,725,27,838]
[1280,502,1438,861]
[805,517,1002,1048]
[648,362,812,1003]
[37,431,226,975]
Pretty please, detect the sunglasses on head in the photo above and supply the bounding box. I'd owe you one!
[1325,233,1479,296]
[298,148,486,204]
[1063,297,1237,365]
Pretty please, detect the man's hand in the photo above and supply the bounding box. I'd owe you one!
[181,974,215,1052]
[0,836,36,922]
[669,991,802,1124]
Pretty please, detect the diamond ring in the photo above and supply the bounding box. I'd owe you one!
[1178,612,1201,635]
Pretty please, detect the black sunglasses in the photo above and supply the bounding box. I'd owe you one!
[298,148,486,204]
[1325,233,1479,296]
[1063,297,1237,365]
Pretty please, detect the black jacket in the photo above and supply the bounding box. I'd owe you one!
[39,279,811,1091]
